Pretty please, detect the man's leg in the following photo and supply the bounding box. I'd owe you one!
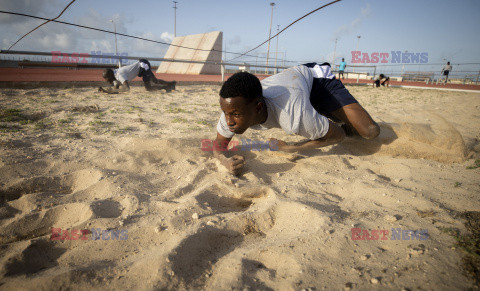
[329,103,380,139]
[148,72,176,91]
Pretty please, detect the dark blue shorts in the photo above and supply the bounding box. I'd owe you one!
[309,77,358,119]
[138,59,155,82]
[302,63,358,119]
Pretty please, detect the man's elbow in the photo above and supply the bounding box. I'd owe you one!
[323,123,346,144]
[333,127,346,143]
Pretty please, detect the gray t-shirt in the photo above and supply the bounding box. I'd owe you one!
[217,65,330,140]
[114,61,142,83]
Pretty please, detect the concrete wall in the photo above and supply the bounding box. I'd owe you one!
[157,31,222,75]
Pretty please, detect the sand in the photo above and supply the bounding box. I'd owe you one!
[0,84,479,290]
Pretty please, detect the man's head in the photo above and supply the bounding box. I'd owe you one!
[219,72,264,134]
[342,58,345,61]
[102,68,115,84]
[379,74,385,79]
[447,61,450,65]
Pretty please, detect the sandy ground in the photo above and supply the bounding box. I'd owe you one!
[0,84,479,290]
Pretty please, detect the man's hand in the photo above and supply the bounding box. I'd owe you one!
[222,155,245,176]
[98,87,105,92]
[268,138,294,152]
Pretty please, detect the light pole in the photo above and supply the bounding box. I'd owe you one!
[265,2,275,74]
[353,35,360,72]
[275,25,279,74]
[173,1,178,37]
[332,38,337,69]
[110,19,120,68]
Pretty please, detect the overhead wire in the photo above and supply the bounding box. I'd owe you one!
[2,0,343,65]
[0,10,293,63]
[7,0,77,50]
[227,0,342,62]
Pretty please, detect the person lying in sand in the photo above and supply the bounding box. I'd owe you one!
[213,62,380,175]
[98,58,176,94]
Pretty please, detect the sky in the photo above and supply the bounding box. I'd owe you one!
[1,0,479,75]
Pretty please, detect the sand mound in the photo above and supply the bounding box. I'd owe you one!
[341,111,467,162]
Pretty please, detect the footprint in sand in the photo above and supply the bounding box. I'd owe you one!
[0,169,103,205]
[0,203,92,244]
[2,239,66,277]
[168,227,244,286]
[0,169,106,244]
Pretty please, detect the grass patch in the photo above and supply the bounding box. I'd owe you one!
[34,118,53,130]
[195,120,211,126]
[112,126,135,135]
[166,107,190,114]
[58,117,73,124]
[172,117,188,123]
[89,120,114,127]
[440,212,480,285]
[454,182,462,188]
[71,104,100,113]
[125,105,142,114]
[467,159,480,169]
[0,108,37,124]
[0,124,21,133]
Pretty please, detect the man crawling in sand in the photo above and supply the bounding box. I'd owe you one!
[213,63,380,175]
[98,58,176,94]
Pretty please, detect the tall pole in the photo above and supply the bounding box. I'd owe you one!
[110,19,120,68]
[173,1,178,37]
[332,38,337,69]
[275,25,279,74]
[265,2,275,74]
[353,35,360,72]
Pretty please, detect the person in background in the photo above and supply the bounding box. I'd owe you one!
[441,61,452,84]
[338,58,347,79]
[373,74,390,88]
[99,59,176,94]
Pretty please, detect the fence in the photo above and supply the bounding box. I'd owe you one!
[0,50,290,82]
[339,63,480,85]
[2,50,480,85]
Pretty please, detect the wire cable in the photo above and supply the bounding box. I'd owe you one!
[7,0,77,50]
[227,0,342,62]
[0,9,297,63]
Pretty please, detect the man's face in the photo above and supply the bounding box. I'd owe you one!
[103,71,115,84]
[219,96,260,135]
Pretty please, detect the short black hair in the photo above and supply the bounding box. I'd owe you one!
[103,68,114,79]
[379,74,385,78]
[220,72,262,101]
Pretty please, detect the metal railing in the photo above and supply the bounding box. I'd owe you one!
[0,50,290,81]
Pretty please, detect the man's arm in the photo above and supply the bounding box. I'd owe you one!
[213,132,245,175]
[270,120,346,152]
[99,81,130,94]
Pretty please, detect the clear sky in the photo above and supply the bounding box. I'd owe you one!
[1,0,479,74]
